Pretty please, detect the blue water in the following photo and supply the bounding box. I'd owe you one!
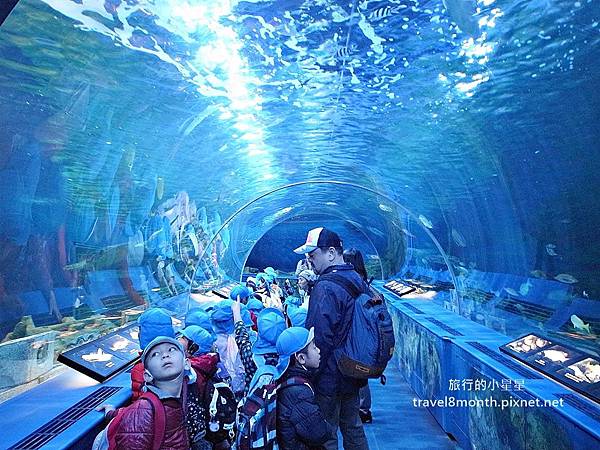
[0,0,599,385]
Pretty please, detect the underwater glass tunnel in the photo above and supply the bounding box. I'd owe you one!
[0,0,599,448]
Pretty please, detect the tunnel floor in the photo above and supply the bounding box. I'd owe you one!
[365,366,460,450]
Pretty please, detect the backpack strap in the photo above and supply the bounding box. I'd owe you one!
[107,408,128,450]
[318,272,363,299]
[278,376,312,393]
[140,392,166,450]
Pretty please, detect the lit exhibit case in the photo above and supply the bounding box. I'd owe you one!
[383,279,417,298]
[57,323,141,382]
[500,334,600,404]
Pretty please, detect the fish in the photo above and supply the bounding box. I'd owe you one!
[368,6,396,21]
[451,228,466,247]
[335,46,352,60]
[530,270,547,279]
[583,290,589,298]
[111,339,130,351]
[504,287,519,297]
[555,273,578,284]
[379,203,393,212]
[64,261,89,271]
[546,244,558,256]
[74,297,82,309]
[519,280,533,296]
[571,315,592,334]
[418,215,433,229]
[541,350,569,363]
[273,207,293,220]
[82,348,112,362]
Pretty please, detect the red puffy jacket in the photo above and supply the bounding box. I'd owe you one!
[108,392,188,449]
[190,353,219,391]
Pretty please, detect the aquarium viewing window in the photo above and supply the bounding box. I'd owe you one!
[500,334,600,404]
[57,323,141,382]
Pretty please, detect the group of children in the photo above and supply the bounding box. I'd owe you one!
[94,267,330,450]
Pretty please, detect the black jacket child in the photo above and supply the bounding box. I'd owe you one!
[277,365,334,450]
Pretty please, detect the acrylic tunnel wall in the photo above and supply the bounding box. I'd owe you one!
[0,0,599,425]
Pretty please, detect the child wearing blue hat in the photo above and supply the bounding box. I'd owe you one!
[130,308,176,401]
[211,300,246,398]
[232,294,287,395]
[275,327,333,450]
[185,308,216,338]
[286,306,308,328]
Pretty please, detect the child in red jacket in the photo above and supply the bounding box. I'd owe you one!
[94,336,190,450]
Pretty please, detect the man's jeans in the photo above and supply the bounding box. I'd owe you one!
[316,392,369,450]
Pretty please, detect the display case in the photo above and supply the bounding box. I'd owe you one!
[500,333,600,404]
[57,323,141,382]
[383,279,417,298]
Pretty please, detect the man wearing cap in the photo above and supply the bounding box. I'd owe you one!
[294,227,369,450]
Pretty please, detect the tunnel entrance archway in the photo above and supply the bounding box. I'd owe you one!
[190,180,462,310]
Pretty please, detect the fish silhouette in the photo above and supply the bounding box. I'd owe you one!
[451,229,466,247]
[555,273,578,284]
[82,348,112,362]
[571,315,591,335]
[419,215,433,229]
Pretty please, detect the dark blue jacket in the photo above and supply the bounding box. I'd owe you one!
[277,366,333,450]
[305,264,367,396]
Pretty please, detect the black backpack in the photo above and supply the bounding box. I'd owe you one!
[202,375,237,443]
[319,273,395,380]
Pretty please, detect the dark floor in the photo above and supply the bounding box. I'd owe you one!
[362,366,461,450]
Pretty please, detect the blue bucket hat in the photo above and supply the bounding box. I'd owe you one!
[211,299,235,334]
[275,327,315,379]
[284,296,302,307]
[253,307,287,355]
[256,272,268,284]
[185,308,215,337]
[138,308,175,350]
[230,284,253,301]
[179,325,216,355]
[287,306,308,327]
[264,267,277,279]
[246,297,265,313]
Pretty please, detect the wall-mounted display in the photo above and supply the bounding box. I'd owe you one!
[57,323,140,382]
[500,334,599,404]
[506,334,551,354]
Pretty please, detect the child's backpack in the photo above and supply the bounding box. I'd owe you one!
[202,375,237,443]
[319,273,395,380]
[107,391,165,450]
[237,365,311,450]
[236,364,278,450]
